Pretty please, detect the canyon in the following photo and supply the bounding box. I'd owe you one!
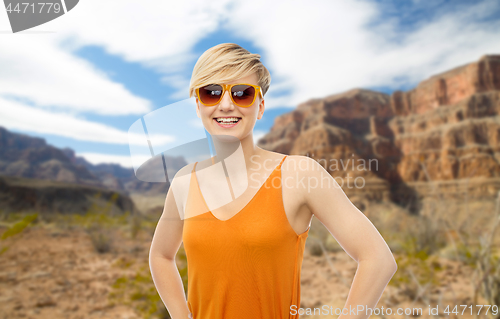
[258,55,500,212]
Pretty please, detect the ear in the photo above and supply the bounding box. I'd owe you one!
[195,98,201,118]
[257,97,265,120]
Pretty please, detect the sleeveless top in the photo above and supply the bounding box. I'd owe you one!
[182,155,310,319]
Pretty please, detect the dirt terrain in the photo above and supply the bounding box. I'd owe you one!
[0,197,497,319]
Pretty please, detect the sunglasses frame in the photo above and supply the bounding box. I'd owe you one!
[196,83,263,108]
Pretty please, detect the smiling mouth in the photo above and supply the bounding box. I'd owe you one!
[213,117,242,125]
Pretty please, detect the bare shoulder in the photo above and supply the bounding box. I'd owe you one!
[282,155,325,174]
[250,149,287,170]
[167,162,197,219]
[282,154,339,197]
[256,149,287,160]
[169,162,196,197]
[278,155,321,207]
[255,152,328,181]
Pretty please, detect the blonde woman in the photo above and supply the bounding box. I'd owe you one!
[149,43,397,319]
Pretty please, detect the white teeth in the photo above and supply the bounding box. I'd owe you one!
[216,117,240,123]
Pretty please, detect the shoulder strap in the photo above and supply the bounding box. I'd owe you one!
[278,155,287,170]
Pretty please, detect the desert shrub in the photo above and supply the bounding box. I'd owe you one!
[473,250,500,316]
[324,235,343,252]
[471,191,500,316]
[0,213,38,255]
[388,213,444,304]
[109,248,189,319]
[307,239,324,257]
[400,213,447,257]
[389,250,441,303]
[87,224,113,253]
[72,192,130,253]
[129,213,142,239]
[444,240,476,266]
[109,264,170,319]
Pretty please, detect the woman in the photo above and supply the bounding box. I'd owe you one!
[149,43,397,319]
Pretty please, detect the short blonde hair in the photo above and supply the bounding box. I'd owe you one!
[189,43,271,99]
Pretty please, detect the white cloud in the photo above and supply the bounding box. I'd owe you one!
[0,0,234,143]
[77,152,142,168]
[223,0,500,107]
[1,0,499,153]
[3,1,500,112]
[52,0,232,63]
[161,74,192,100]
[0,96,174,145]
[0,34,153,115]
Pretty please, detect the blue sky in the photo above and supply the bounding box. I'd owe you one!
[1,0,499,168]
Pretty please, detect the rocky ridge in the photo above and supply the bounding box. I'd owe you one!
[258,55,500,211]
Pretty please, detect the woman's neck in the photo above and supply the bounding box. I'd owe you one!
[211,131,262,167]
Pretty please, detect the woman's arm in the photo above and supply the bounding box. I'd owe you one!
[149,177,191,319]
[299,156,397,319]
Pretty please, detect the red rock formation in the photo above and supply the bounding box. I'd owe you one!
[390,55,500,116]
[258,55,500,208]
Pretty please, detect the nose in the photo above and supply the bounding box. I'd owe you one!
[218,89,235,111]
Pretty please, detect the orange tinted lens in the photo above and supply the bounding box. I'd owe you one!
[231,85,256,106]
[199,84,223,105]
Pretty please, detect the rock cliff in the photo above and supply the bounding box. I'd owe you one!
[258,55,500,211]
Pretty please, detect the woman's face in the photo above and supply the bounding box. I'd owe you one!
[195,72,264,140]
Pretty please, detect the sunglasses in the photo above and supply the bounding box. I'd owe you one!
[196,83,263,107]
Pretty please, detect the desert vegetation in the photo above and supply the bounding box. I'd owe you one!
[0,186,499,319]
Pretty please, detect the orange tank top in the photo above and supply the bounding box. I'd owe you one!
[182,155,310,319]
